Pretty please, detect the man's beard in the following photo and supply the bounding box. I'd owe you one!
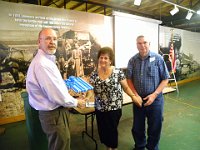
[47,49,56,55]
[47,45,56,54]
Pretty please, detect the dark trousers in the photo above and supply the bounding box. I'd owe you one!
[132,97,164,150]
[96,109,122,148]
[39,107,71,150]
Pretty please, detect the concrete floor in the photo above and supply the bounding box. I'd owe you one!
[0,79,200,150]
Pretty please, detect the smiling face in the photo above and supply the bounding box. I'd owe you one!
[98,53,111,68]
[136,36,150,58]
[97,47,114,69]
[38,28,58,55]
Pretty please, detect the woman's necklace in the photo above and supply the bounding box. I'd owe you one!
[98,67,113,80]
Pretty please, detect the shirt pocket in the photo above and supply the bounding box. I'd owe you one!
[148,64,158,77]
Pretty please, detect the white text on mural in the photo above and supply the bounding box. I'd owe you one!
[8,13,77,29]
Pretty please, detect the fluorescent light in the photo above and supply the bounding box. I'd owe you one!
[134,0,142,6]
[197,10,200,15]
[186,11,193,20]
[170,5,179,16]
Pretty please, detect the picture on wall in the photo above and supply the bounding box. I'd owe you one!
[159,26,200,81]
[0,30,101,90]
[0,1,113,119]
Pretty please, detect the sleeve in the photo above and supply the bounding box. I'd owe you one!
[126,58,134,79]
[35,63,77,107]
[89,71,96,85]
[118,69,126,81]
[158,56,170,80]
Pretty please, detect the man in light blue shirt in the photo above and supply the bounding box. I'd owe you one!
[26,28,85,150]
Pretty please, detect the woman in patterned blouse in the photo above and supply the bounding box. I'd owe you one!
[86,47,142,150]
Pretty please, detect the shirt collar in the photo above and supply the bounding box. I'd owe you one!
[38,49,56,63]
[137,51,151,60]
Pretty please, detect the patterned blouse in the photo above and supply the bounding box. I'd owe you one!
[90,68,126,112]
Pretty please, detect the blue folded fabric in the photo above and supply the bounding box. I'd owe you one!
[65,76,93,93]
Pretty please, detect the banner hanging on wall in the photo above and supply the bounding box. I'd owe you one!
[113,11,161,68]
[0,1,113,119]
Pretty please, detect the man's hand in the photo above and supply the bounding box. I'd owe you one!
[143,93,157,107]
[77,98,86,109]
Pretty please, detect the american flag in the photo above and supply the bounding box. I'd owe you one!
[169,41,176,73]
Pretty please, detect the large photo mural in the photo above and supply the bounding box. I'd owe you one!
[159,26,200,81]
[0,1,113,119]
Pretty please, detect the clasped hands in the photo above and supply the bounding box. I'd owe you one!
[133,92,157,107]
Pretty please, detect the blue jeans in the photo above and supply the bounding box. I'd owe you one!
[132,96,164,150]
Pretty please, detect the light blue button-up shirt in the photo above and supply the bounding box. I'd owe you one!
[26,49,77,110]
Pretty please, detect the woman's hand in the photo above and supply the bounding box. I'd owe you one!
[131,95,143,107]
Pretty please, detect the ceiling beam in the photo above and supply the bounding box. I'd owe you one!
[24,0,38,4]
[71,0,160,19]
[70,2,84,10]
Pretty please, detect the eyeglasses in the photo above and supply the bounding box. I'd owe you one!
[40,36,57,41]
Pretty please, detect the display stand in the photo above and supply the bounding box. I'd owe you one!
[162,54,179,94]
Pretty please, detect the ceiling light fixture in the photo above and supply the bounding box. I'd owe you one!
[186,11,193,20]
[170,5,179,16]
[134,0,142,6]
[162,0,197,19]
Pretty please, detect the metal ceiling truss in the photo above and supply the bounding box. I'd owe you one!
[3,0,200,32]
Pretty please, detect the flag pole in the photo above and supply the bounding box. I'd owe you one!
[169,29,176,73]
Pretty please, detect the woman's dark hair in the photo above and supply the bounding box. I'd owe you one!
[97,47,114,65]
